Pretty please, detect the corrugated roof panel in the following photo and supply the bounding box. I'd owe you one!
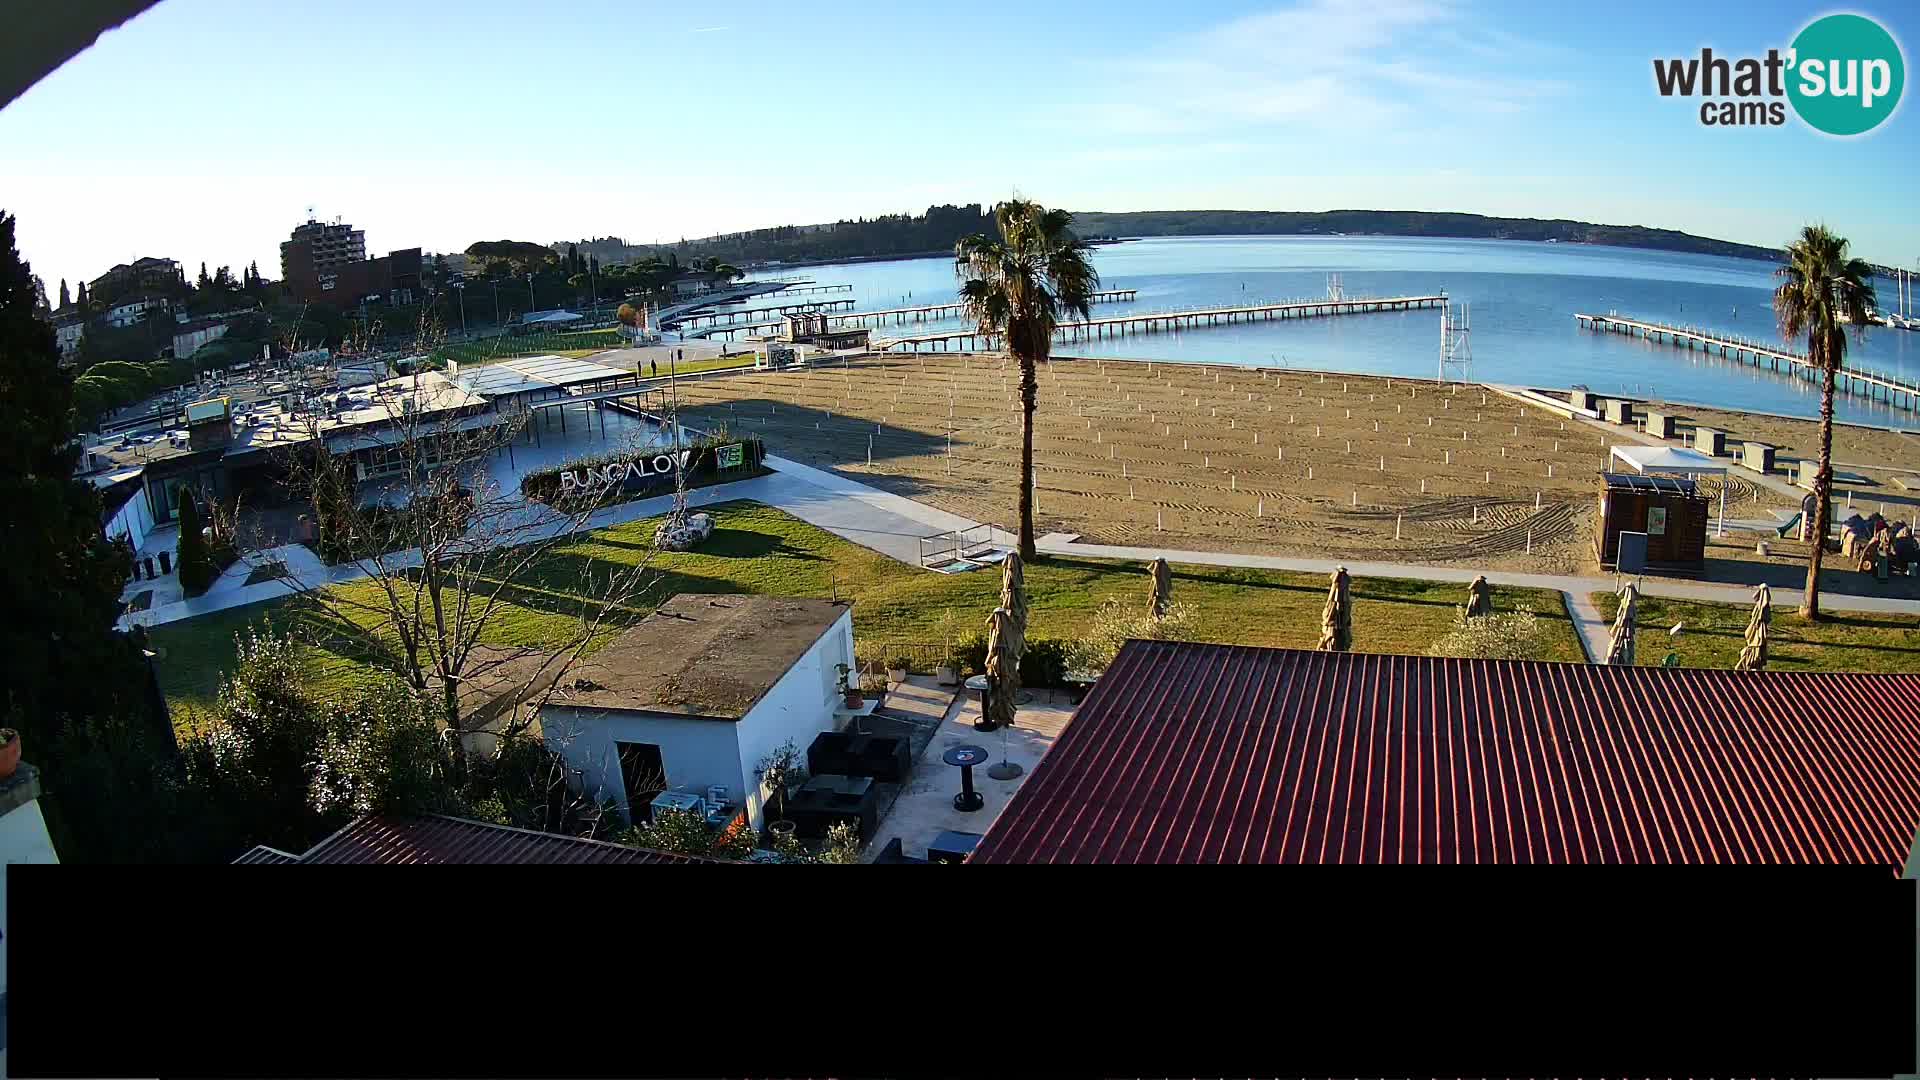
[970,642,1920,867]
[245,815,720,865]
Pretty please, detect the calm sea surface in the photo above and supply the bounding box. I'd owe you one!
[744,236,1920,428]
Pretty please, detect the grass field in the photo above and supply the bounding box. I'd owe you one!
[1591,591,1920,672]
[148,501,1585,719]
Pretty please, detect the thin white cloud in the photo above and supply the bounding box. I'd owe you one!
[1050,0,1565,137]
[690,26,730,33]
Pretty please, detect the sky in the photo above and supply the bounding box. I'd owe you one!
[3,0,1917,291]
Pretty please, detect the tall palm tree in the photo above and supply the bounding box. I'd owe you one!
[956,200,1099,560]
[1773,225,1876,620]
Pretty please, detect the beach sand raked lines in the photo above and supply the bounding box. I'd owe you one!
[667,353,1659,572]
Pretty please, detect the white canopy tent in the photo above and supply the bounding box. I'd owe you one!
[1609,444,1730,536]
[520,309,584,326]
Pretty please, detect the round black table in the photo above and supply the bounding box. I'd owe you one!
[942,744,989,812]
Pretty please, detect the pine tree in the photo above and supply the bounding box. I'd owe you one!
[59,277,70,309]
[197,261,210,290]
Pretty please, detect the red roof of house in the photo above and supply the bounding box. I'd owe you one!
[233,814,719,865]
[970,641,1920,866]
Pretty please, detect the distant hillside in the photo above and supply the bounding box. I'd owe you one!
[1066,210,1784,262]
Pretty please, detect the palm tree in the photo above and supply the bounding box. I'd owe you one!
[956,199,1099,560]
[1773,224,1877,620]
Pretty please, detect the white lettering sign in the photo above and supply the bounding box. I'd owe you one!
[557,450,692,492]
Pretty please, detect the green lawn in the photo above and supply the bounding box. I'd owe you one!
[1590,592,1920,672]
[433,328,624,365]
[148,502,1583,718]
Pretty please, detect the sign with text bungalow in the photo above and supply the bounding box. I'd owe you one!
[548,440,757,500]
[558,449,695,493]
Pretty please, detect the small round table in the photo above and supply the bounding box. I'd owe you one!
[942,744,989,812]
[963,675,997,731]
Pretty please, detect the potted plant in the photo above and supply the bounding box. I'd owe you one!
[886,654,912,685]
[0,727,18,781]
[756,739,806,840]
[836,663,863,709]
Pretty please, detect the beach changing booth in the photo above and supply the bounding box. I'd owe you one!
[1597,445,1726,573]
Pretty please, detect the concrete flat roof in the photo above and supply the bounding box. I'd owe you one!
[543,594,850,721]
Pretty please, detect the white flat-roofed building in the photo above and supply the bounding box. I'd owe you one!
[526,594,859,830]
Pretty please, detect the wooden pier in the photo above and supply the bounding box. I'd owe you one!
[773,283,853,296]
[825,289,1136,329]
[669,297,858,329]
[875,295,1446,352]
[1574,312,1920,413]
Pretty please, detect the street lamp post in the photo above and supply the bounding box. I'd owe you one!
[453,281,467,335]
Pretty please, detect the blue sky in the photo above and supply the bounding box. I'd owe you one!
[2,0,1916,290]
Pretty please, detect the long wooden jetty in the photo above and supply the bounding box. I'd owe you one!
[826,289,1136,329]
[773,283,853,296]
[669,297,857,329]
[1574,312,1920,413]
[876,295,1445,352]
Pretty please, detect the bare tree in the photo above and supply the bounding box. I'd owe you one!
[251,301,663,771]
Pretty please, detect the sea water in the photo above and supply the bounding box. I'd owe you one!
[746,235,1920,428]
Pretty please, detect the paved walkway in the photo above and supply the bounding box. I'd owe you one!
[1036,533,1920,660]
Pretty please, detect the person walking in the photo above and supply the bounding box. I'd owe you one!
[650,358,658,378]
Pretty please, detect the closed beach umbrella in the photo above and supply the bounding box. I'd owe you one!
[1606,582,1638,667]
[997,551,1027,664]
[1148,557,1172,620]
[984,605,1021,730]
[1465,574,1492,618]
[1734,584,1772,671]
[1317,566,1353,653]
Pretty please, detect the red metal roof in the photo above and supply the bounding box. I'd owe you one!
[232,845,302,864]
[234,814,718,865]
[970,641,1920,866]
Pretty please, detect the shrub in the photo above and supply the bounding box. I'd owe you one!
[1428,606,1546,662]
[886,653,914,673]
[1063,597,1199,675]
[1018,638,1071,689]
[958,631,989,676]
[623,807,756,860]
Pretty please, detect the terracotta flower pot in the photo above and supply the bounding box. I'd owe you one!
[843,689,864,709]
[0,729,19,781]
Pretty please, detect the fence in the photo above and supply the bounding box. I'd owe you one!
[854,642,950,675]
[916,523,1004,569]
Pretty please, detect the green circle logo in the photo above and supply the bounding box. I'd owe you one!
[1787,13,1905,136]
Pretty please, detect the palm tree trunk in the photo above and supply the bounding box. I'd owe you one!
[1017,350,1038,561]
[1802,360,1836,620]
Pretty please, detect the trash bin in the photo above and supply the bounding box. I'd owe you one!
[158,550,172,576]
[143,556,157,580]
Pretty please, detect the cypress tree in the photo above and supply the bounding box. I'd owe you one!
[59,277,70,308]
[176,487,212,594]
